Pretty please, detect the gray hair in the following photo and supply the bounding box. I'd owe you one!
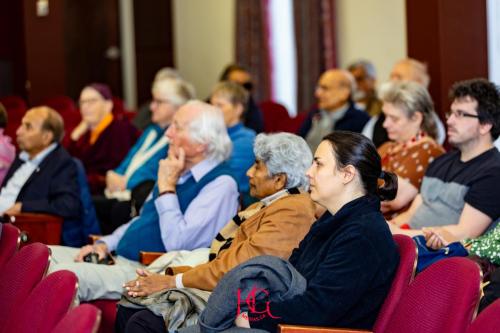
[152,78,196,107]
[186,100,232,162]
[348,59,377,79]
[154,67,182,81]
[254,132,312,190]
[380,80,438,139]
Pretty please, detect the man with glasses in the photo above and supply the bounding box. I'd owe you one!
[298,69,370,151]
[389,78,500,246]
[48,101,240,302]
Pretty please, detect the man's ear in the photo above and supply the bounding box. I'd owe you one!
[42,130,54,146]
[194,142,208,155]
[235,103,245,120]
[273,173,287,191]
[341,165,356,185]
[479,122,493,136]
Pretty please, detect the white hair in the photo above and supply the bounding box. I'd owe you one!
[152,78,196,107]
[254,132,312,190]
[186,100,232,162]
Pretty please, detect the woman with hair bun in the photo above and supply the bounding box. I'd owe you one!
[178,131,400,333]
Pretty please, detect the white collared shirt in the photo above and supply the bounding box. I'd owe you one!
[0,143,57,213]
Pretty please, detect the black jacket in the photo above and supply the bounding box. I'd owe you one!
[252,195,399,331]
[2,145,82,244]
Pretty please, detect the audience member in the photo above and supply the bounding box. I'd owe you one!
[298,69,370,151]
[94,77,195,234]
[0,103,15,184]
[132,67,184,130]
[68,83,138,194]
[390,79,500,244]
[218,63,264,133]
[348,60,383,117]
[115,133,316,332]
[210,81,256,206]
[177,131,399,333]
[377,81,444,218]
[0,107,83,246]
[48,101,239,301]
[364,58,445,147]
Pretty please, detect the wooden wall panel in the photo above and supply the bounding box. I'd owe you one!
[406,0,488,119]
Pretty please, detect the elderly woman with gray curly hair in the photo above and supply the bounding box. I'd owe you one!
[116,132,317,333]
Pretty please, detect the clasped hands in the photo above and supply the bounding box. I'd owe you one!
[123,269,176,297]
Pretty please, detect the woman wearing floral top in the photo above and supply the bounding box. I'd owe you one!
[377,81,444,218]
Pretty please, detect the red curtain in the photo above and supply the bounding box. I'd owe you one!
[235,0,337,113]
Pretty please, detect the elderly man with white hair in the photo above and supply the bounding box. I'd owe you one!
[115,132,317,333]
[48,100,239,302]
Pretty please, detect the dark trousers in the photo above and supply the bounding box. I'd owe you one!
[93,196,133,235]
[115,305,166,333]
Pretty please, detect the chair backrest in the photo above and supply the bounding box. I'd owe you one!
[384,257,482,333]
[51,304,101,333]
[0,95,27,142]
[373,234,417,332]
[0,223,21,268]
[4,270,78,333]
[260,100,303,133]
[42,95,81,148]
[466,298,500,333]
[0,242,50,330]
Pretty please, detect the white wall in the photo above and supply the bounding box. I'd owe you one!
[172,0,406,99]
[336,0,407,84]
[173,0,235,99]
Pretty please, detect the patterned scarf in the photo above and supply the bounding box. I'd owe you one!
[208,187,300,261]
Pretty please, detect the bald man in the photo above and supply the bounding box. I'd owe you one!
[390,58,430,88]
[367,58,445,146]
[298,69,370,151]
[0,107,83,245]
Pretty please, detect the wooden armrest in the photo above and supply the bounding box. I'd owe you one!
[139,251,165,265]
[278,324,371,333]
[4,212,63,245]
[88,234,102,244]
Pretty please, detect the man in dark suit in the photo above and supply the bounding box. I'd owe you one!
[0,106,82,245]
[298,69,370,151]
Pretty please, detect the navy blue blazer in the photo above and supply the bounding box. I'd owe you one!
[2,145,83,246]
[298,104,370,138]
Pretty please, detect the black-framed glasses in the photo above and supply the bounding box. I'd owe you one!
[445,110,481,120]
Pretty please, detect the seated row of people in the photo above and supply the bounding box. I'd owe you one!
[1,69,499,331]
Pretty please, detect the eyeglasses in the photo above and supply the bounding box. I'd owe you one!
[151,98,172,106]
[78,98,103,107]
[445,110,481,120]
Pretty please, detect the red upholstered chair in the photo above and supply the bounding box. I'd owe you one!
[260,100,305,133]
[466,298,500,333]
[0,95,27,143]
[0,223,21,268]
[51,304,101,333]
[371,234,417,332]
[3,212,63,245]
[382,257,481,333]
[0,242,50,330]
[87,299,117,333]
[4,270,78,333]
[42,96,81,148]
